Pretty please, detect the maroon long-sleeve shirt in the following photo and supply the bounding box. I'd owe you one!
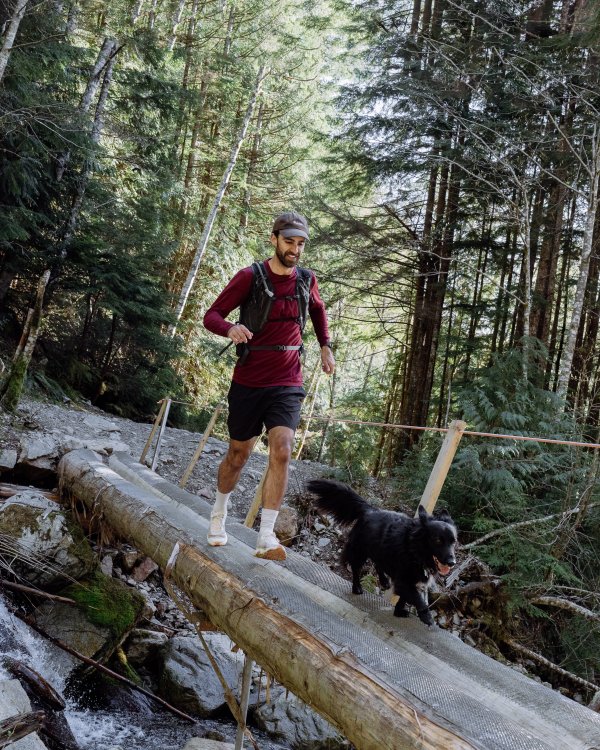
[203,259,330,387]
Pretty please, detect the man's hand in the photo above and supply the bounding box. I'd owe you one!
[321,345,335,375]
[227,324,253,344]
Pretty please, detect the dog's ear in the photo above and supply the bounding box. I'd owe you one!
[435,508,453,523]
[417,504,430,523]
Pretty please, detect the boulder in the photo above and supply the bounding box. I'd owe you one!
[0,448,17,471]
[124,628,168,667]
[181,741,235,750]
[158,633,244,717]
[252,690,347,750]
[33,572,145,674]
[0,491,96,588]
[275,506,300,547]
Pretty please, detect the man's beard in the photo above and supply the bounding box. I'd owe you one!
[276,241,300,268]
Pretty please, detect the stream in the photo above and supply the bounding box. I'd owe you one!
[0,597,290,750]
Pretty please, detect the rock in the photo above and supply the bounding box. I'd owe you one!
[124,628,168,667]
[19,435,57,462]
[0,491,96,588]
[82,414,119,432]
[252,690,346,750]
[158,633,245,717]
[275,506,299,547]
[120,549,142,573]
[0,679,48,749]
[33,572,145,673]
[317,537,331,548]
[131,556,158,582]
[181,740,235,750]
[0,449,17,471]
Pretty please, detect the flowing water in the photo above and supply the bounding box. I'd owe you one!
[0,597,289,750]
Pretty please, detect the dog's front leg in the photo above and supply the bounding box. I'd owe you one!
[393,582,434,626]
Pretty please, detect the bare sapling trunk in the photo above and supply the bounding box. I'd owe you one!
[169,64,269,336]
[556,127,600,400]
[56,37,118,181]
[0,270,50,411]
[0,0,29,84]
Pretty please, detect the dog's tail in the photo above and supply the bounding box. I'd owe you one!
[307,479,370,527]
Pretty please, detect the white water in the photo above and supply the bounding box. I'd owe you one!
[0,598,208,749]
[0,597,290,750]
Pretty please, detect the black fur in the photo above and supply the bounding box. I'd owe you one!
[307,479,458,626]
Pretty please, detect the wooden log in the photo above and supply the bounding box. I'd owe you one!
[0,710,45,748]
[58,449,476,750]
[0,483,59,502]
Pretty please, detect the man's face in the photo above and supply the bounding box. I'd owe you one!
[271,234,306,268]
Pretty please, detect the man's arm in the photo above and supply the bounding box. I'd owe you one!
[203,268,254,343]
[308,275,335,375]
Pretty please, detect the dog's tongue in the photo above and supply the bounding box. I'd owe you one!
[434,558,451,576]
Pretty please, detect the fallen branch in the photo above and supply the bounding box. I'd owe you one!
[502,637,599,695]
[463,502,599,550]
[528,596,600,623]
[21,615,197,724]
[0,710,45,748]
[0,579,76,605]
[0,483,59,502]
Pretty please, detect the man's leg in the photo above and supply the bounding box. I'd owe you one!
[208,437,256,547]
[255,426,294,560]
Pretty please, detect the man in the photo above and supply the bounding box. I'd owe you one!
[203,211,335,561]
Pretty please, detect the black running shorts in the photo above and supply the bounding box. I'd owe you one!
[227,382,306,442]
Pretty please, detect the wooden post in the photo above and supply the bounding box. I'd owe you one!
[295,367,322,460]
[235,652,254,750]
[140,398,168,464]
[417,420,467,515]
[179,404,223,488]
[244,464,267,527]
[151,398,172,471]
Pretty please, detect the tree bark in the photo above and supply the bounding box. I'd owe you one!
[556,127,600,400]
[0,269,49,411]
[0,0,29,85]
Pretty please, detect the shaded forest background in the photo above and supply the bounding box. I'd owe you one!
[1,0,599,701]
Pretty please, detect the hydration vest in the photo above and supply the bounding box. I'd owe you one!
[235,261,313,362]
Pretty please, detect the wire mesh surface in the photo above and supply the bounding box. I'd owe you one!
[110,454,600,750]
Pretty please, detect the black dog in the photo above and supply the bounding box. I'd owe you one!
[307,479,457,626]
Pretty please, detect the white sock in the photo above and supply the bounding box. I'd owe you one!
[259,508,279,536]
[213,490,231,516]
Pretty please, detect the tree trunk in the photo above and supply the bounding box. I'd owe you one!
[556,127,600,400]
[56,37,118,181]
[0,269,49,411]
[0,0,28,84]
[167,0,186,50]
[169,64,268,335]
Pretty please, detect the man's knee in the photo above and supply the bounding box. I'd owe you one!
[268,435,293,465]
[225,443,253,470]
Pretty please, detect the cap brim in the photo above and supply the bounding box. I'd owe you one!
[280,228,309,240]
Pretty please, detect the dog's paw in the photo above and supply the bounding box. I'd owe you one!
[417,608,434,627]
[352,584,363,595]
[393,603,409,618]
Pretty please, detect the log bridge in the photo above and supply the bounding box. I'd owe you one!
[58,449,600,750]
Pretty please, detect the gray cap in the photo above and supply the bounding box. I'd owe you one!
[272,211,309,240]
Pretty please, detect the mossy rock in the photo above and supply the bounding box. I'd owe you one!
[0,491,97,589]
[62,570,146,641]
